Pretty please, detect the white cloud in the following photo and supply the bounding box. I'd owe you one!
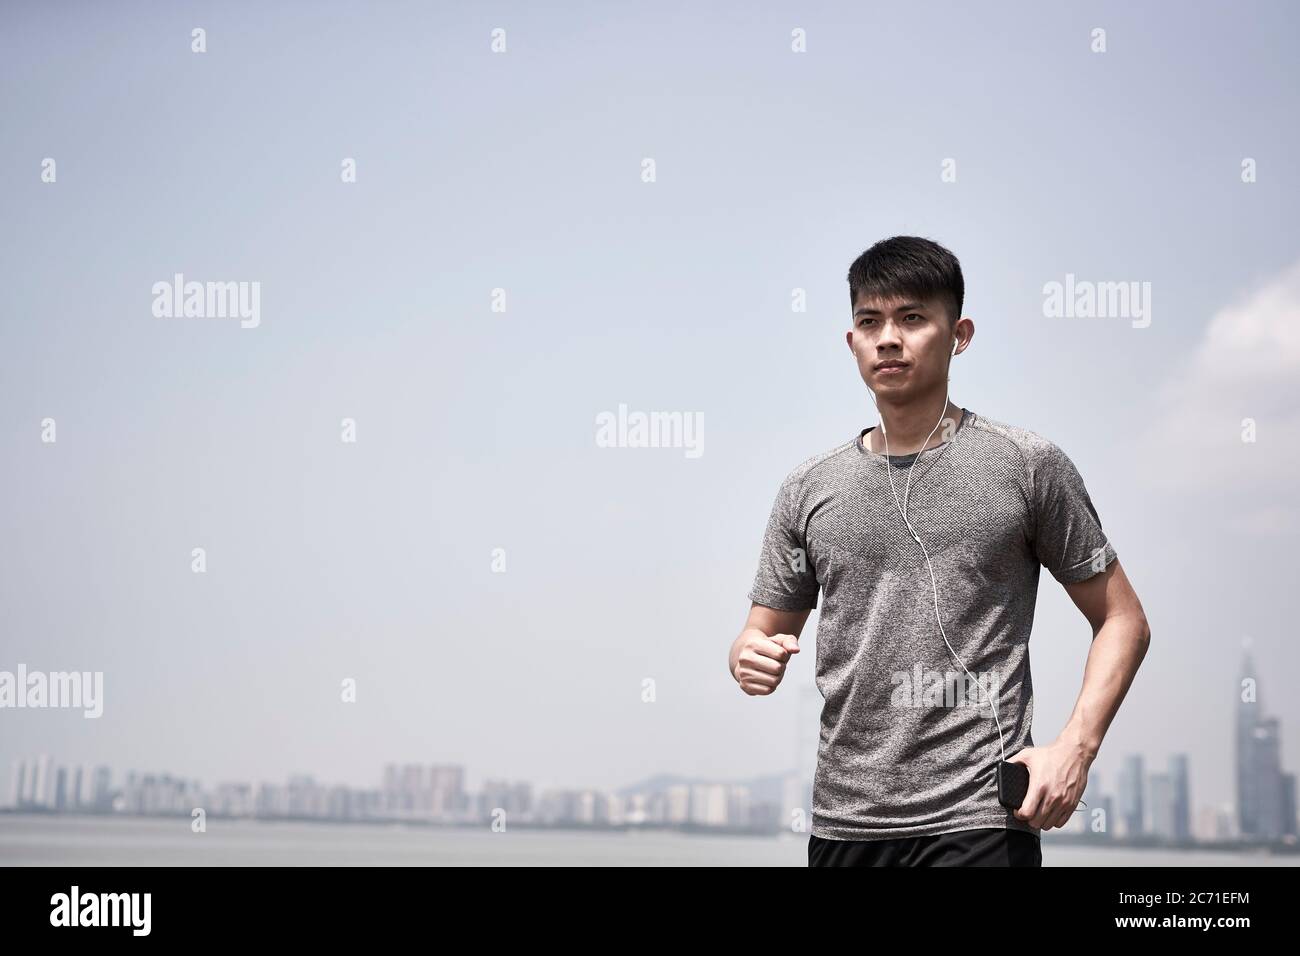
[1138,257,1300,518]
[1188,257,1300,382]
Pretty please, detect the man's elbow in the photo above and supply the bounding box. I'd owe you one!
[1097,611,1150,649]
[1134,614,1151,649]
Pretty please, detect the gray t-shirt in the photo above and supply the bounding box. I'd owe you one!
[748,408,1117,842]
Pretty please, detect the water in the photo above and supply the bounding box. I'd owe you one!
[1,814,1295,866]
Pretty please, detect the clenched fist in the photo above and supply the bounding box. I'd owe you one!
[732,627,801,695]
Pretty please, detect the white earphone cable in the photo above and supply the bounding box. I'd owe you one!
[865,347,1008,766]
[861,336,1087,814]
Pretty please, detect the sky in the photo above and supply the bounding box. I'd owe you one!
[1,0,1297,817]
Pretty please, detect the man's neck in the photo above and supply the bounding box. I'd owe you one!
[868,394,963,456]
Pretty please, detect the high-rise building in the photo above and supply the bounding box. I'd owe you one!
[726,784,752,828]
[429,765,465,819]
[7,760,26,809]
[1149,772,1174,839]
[664,783,690,824]
[54,766,68,811]
[256,782,288,817]
[1169,754,1191,841]
[798,685,820,825]
[286,774,326,817]
[1117,754,1144,837]
[399,764,425,815]
[70,765,84,810]
[380,763,466,820]
[1283,774,1297,839]
[1081,770,1110,838]
[479,779,533,824]
[92,766,112,811]
[781,773,807,833]
[1095,794,1116,838]
[1235,646,1288,841]
[31,755,52,809]
[1194,804,1234,842]
[690,782,729,826]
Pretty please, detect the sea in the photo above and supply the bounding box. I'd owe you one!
[1,813,1296,866]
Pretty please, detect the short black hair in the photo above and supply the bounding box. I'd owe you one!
[846,236,964,328]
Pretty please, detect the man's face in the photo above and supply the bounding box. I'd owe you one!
[846,293,954,396]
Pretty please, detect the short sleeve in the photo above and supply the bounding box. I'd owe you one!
[747,473,820,610]
[1028,441,1118,584]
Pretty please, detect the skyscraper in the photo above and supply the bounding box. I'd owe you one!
[1149,772,1173,839]
[1169,754,1191,841]
[797,684,819,825]
[92,766,112,811]
[54,766,68,811]
[1081,770,1111,838]
[70,765,84,810]
[1118,754,1144,837]
[1283,774,1297,839]
[7,760,26,809]
[31,754,52,809]
[1235,646,1289,841]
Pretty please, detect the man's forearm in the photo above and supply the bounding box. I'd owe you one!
[1058,612,1151,759]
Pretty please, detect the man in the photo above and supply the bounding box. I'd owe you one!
[728,236,1151,867]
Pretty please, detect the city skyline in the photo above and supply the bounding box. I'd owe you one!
[8,732,1295,848]
[5,633,1296,843]
[5,642,1297,842]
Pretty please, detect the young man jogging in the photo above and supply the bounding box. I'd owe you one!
[729,236,1151,866]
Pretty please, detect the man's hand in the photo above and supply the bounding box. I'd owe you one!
[1008,736,1094,831]
[732,627,800,696]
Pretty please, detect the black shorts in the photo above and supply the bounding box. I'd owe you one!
[808,827,1041,867]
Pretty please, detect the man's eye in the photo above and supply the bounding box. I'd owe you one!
[858,315,921,326]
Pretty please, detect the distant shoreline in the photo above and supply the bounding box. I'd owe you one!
[3,809,1296,858]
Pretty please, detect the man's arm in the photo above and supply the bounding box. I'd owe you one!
[1011,557,1151,830]
[1057,556,1151,759]
[729,603,813,694]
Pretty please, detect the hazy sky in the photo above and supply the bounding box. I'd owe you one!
[2,0,1297,816]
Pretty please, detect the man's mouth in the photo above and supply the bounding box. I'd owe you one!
[875,361,909,374]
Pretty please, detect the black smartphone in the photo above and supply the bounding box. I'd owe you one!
[997,760,1030,810]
